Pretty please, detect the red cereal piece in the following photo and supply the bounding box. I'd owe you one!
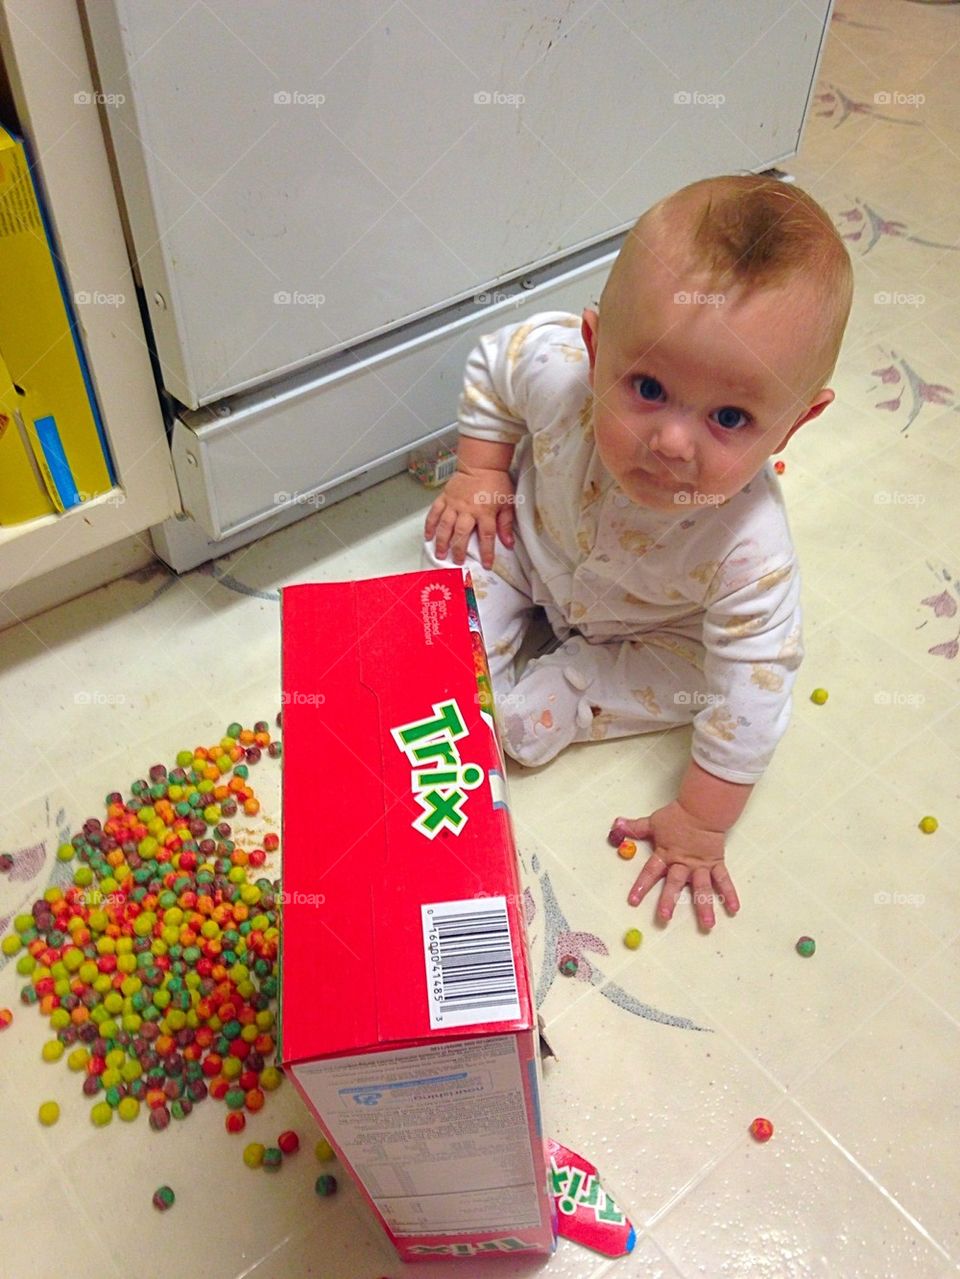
[277,1129,300,1155]
[225,1111,246,1134]
[208,1076,230,1101]
[750,1117,774,1143]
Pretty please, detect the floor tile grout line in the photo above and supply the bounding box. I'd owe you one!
[638,958,953,1261]
[787,1093,954,1263]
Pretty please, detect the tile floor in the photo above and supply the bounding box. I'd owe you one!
[2,0,959,1275]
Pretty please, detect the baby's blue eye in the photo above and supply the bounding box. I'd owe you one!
[634,376,664,401]
[714,406,749,430]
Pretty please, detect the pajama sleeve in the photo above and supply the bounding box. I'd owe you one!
[457,312,577,445]
[691,553,804,785]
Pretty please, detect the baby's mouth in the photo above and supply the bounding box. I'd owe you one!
[640,468,687,490]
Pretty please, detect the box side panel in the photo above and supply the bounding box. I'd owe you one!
[292,1034,554,1259]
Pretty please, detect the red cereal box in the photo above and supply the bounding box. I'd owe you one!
[279,570,556,1262]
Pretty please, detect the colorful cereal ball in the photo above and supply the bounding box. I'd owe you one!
[259,1066,283,1091]
[243,1142,265,1169]
[750,1117,774,1143]
[38,1101,60,1126]
[278,1130,299,1155]
[315,1174,338,1197]
[919,816,938,834]
[90,1102,113,1127]
[118,1097,140,1122]
[152,1185,175,1212]
[0,1008,13,1030]
[262,1147,283,1171]
[225,1111,246,1134]
[315,1138,334,1162]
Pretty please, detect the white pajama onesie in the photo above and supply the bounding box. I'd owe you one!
[421,311,804,782]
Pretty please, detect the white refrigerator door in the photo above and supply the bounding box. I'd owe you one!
[85,0,831,409]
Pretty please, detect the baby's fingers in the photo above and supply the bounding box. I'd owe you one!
[691,867,716,930]
[424,495,447,540]
[496,504,515,551]
[474,513,500,569]
[627,852,667,908]
[446,512,482,565]
[428,506,458,560]
[655,863,692,923]
[711,862,740,915]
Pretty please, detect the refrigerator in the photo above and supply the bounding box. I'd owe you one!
[82,0,834,570]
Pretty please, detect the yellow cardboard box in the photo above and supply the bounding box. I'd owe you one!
[0,345,57,523]
[0,124,115,515]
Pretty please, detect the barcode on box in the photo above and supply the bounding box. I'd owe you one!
[422,896,521,1029]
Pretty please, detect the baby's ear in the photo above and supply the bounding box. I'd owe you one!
[776,389,834,451]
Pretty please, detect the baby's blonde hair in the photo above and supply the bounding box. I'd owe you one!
[601,174,854,391]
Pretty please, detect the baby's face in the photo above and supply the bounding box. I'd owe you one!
[582,262,833,511]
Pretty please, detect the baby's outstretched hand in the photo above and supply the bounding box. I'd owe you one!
[609,805,741,930]
[424,467,516,569]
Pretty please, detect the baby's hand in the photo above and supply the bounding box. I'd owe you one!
[609,804,741,931]
[424,466,517,569]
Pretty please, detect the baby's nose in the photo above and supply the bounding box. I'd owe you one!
[648,417,695,461]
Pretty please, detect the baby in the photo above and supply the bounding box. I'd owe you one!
[422,174,853,929]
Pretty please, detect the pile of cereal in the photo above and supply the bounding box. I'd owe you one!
[3,721,284,1130]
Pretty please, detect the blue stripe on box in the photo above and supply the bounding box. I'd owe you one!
[33,415,80,508]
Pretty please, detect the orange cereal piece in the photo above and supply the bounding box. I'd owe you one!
[617,839,638,860]
[243,798,260,817]
[208,1076,230,1101]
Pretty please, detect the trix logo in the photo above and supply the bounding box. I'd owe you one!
[390,699,484,839]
